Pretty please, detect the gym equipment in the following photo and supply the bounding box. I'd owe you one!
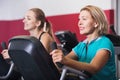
[8,35,60,80]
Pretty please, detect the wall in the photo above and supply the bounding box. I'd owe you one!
[0,0,114,51]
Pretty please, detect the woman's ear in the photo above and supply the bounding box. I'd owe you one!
[95,24,97,28]
[36,21,41,27]
[94,22,98,28]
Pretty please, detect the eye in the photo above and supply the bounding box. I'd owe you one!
[27,17,31,20]
[24,16,32,20]
[82,17,87,20]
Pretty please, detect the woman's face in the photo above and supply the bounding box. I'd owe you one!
[23,10,39,31]
[78,10,96,35]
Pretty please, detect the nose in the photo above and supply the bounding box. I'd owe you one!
[22,19,25,23]
[78,20,81,27]
[22,18,26,23]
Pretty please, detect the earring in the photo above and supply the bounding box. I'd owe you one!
[95,25,97,28]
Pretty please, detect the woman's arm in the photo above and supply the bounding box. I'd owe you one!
[50,49,110,74]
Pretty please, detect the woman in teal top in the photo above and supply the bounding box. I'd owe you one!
[73,36,116,80]
[50,5,116,80]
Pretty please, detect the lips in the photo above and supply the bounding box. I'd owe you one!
[24,23,28,27]
[79,26,85,31]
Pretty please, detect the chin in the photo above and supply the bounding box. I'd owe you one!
[24,28,28,31]
[80,32,84,34]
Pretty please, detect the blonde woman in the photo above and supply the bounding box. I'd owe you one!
[50,5,116,80]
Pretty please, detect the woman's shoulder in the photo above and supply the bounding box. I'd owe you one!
[42,32,52,38]
[98,35,111,42]
[39,32,49,39]
[98,35,114,47]
[41,32,54,41]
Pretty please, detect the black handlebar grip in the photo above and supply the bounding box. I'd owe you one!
[1,42,7,50]
[51,42,63,68]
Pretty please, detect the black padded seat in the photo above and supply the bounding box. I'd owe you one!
[8,35,60,80]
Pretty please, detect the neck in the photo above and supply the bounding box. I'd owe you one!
[29,30,43,39]
[86,33,99,43]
